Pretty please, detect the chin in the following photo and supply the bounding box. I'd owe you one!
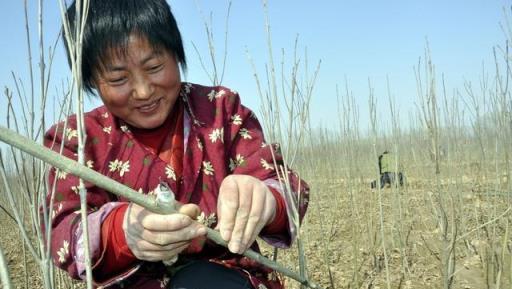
[127,116,162,129]
[144,119,165,129]
[151,114,170,128]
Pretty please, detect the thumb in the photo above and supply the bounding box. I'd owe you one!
[178,203,201,219]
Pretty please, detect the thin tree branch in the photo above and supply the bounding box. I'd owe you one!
[0,125,324,289]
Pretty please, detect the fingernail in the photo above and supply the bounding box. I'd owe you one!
[229,242,240,254]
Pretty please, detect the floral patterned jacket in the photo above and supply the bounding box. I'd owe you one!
[44,82,309,289]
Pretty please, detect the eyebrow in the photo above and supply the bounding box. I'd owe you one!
[104,50,163,72]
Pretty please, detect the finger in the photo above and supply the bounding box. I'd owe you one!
[218,176,239,241]
[228,179,261,253]
[130,238,190,252]
[125,222,201,257]
[124,202,146,229]
[133,242,190,262]
[141,213,192,231]
[244,189,277,252]
[240,183,266,251]
[178,203,201,219]
[139,223,206,246]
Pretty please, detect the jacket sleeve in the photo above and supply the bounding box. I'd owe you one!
[43,117,138,285]
[219,88,310,248]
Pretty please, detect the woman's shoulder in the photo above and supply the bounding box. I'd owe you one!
[45,105,115,138]
[182,82,240,103]
[85,105,116,128]
[182,82,243,114]
[181,82,244,128]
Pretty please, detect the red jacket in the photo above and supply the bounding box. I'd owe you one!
[44,83,309,288]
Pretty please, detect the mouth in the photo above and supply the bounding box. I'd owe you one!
[137,98,161,113]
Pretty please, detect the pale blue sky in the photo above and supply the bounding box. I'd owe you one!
[0,0,509,131]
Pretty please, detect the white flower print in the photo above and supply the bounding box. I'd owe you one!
[108,159,130,177]
[207,89,226,102]
[202,161,215,176]
[165,165,176,181]
[109,159,121,172]
[260,159,274,170]
[119,161,130,177]
[103,126,112,134]
[183,83,192,94]
[71,186,79,194]
[57,170,68,180]
[51,203,63,220]
[207,90,216,102]
[196,137,203,151]
[57,240,69,263]
[65,128,77,141]
[231,114,242,125]
[208,128,224,143]
[257,284,268,289]
[229,154,246,172]
[102,112,109,118]
[239,128,252,140]
[86,160,94,169]
[120,125,130,133]
[236,154,245,166]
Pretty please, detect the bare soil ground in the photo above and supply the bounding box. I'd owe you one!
[263,175,511,289]
[1,175,510,289]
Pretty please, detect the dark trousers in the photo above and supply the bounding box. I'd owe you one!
[169,260,254,289]
[380,172,404,188]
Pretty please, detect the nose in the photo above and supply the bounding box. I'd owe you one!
[132,74,154,100]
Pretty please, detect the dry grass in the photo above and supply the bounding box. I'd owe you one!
[259,162,511,289]
[3,157,509,289]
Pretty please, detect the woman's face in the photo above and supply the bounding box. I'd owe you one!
[94,35,181,129]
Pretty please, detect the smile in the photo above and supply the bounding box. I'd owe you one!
[137,98,161,113]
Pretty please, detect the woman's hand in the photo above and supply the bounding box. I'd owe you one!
[217,175,276,254]
[123,203,206,262]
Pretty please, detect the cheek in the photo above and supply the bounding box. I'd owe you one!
[158,66,181,87]
[98,86,131,108]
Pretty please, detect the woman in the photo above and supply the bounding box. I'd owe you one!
[44,0,309,288]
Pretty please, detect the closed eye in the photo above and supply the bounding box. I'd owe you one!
[108,77,127,86]
[148,64,164,73]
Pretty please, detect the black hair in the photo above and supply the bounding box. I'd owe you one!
[63,0,186,94]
